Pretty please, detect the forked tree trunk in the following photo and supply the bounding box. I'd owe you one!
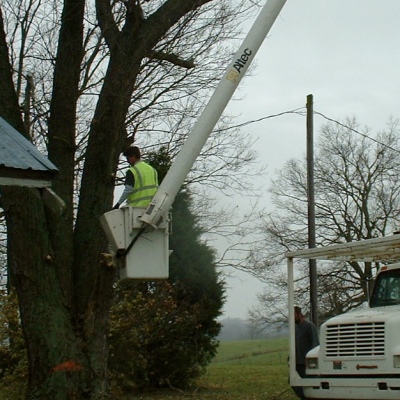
[0,0,217,398]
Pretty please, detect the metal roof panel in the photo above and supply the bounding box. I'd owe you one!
[0,117,58,173]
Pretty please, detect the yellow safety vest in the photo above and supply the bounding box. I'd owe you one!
[127,161,158,207]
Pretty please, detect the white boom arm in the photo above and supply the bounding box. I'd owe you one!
[141,0,287,228]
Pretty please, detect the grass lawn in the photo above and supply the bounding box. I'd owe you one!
[131,337,299,400]
[0,337,298,399]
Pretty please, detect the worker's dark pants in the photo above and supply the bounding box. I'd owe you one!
[291,364,307,400]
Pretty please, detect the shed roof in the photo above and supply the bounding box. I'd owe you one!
[285,234,400,263]
[0,117,58,187]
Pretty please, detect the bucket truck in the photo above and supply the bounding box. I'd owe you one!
[100,0,287,280]
[286,234,400,400]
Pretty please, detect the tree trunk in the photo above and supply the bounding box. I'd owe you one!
[1,1,113,397]
[47,0,86,305]
[3,188,87,399]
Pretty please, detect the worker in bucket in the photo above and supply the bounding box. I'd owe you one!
[113,146,158,209]
[292,306,319,399]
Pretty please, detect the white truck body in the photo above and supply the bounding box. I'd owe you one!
[286,236,400,400]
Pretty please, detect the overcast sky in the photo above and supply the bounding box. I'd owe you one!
[221,0,400,320]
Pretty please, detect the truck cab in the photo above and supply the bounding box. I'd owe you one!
[370,263,400,308]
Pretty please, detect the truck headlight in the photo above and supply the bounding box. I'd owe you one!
[393,355,400,368]
[306,357,319,369]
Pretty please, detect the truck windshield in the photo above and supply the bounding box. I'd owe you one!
[370,269,400,308]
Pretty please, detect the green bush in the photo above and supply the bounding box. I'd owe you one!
[109,281,221,391]
[0,291,27,400]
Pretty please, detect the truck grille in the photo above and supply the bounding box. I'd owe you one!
[325,322,385,357]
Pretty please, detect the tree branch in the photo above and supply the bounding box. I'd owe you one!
[144,0,214,49]
[147,50,195,68]
[95,0,121,49]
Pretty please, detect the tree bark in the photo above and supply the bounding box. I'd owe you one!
[47,0,86,305]
[2,188,89,399]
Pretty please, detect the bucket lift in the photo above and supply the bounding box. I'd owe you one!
[100,207,170,279]
[100,0,287,280]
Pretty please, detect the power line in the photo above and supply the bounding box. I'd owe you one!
[218,106,400,155]
[215,107,306,132]
[314,111,400,155]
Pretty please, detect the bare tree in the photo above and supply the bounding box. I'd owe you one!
[248,118,400,329]
[2,0,264,202]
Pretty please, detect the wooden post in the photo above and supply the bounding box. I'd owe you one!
[307,94,318,325]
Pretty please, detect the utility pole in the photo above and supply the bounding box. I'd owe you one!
[307,94,318,325]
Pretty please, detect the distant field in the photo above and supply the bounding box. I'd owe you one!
[212,336,288,364]
[135,337,299,400]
